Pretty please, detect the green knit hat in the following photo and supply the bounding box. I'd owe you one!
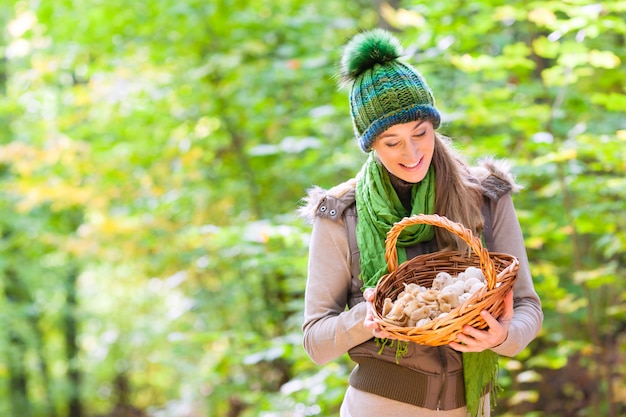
[340,29,441,152]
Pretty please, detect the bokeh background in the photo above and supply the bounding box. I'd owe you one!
[0,1,624,416]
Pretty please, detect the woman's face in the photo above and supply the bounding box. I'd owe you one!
[371,120,435,183]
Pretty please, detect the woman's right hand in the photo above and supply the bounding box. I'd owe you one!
[362,288,392,339]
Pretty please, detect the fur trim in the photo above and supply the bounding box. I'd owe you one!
[298,178,357,224]
[298,186,327,224]
[471,157,522,193]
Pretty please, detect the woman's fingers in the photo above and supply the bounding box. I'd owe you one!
[449,291,514,352]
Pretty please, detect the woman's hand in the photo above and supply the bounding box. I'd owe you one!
[362,288,392,339]
[449,290,514,352]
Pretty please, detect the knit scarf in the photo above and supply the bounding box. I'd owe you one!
[356,153,435,288]
[355,152,499,417]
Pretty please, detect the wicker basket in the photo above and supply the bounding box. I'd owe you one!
[371,214,519,346]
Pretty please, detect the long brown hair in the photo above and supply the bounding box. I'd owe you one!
[431,133,484,250]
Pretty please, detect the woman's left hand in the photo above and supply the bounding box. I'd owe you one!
[449,290,514,352]
[363,288,393,339]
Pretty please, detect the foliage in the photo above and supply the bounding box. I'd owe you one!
[0,0,624,416]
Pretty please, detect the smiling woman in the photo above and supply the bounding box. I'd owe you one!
[372,120,435,184]
[300,29,543,417]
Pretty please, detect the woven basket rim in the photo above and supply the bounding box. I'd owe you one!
[372,214,519,346]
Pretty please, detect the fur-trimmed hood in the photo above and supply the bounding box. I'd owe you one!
[470,157,522,194]
[298,178,357,224]
[299,158,521,224]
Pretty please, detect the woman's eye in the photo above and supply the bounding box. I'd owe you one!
[413,130,426,137]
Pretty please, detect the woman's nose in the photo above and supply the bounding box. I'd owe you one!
[404,140,419,159]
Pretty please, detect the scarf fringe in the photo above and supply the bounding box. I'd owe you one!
[375,338,409,364]
[464,350,500,417]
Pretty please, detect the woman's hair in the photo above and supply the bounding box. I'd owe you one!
[431,133,484,251]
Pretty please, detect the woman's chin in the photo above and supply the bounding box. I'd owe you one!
[394,167,427,183]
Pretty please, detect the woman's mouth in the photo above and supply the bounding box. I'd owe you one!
[401,156,423,171]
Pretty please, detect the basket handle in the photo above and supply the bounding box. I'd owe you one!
[384,214,497,290]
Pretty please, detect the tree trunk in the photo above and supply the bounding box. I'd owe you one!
[65,267,83,417]
[5,269,32,417]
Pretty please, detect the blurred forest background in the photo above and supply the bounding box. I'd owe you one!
[0,0,624,416]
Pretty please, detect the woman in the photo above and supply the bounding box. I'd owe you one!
[300,29,543,417]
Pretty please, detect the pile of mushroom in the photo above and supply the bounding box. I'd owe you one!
[381,266,487,328]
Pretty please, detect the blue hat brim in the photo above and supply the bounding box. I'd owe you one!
[358,105,441,152]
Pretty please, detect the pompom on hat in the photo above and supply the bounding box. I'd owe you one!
[340,29,441,152]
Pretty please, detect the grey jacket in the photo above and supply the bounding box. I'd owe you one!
[301,159,543,410]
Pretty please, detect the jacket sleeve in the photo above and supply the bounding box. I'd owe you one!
[488,194,543,356]
[302,215,374,365]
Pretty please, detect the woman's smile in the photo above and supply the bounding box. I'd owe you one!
[372,121,435,183]
[400,156,424,170]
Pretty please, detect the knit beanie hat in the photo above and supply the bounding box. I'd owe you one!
[340,29,441,152]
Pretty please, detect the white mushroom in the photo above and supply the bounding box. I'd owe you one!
[415,318,432,327]
[441,282,464,297]
[382,298,394,316]
[386,300,406,321]
[470,282,486,294]
[463,277,481,292]
[418,289,439,303]
[403,299,424,316]
[459,293,473,305]
[409,305,431,321]
[465,267,485,281]
[438,292,460,309]
[432,272,453,291]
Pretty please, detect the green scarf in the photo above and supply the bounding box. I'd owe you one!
[355,152,499,417]
[356,153,435,288]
